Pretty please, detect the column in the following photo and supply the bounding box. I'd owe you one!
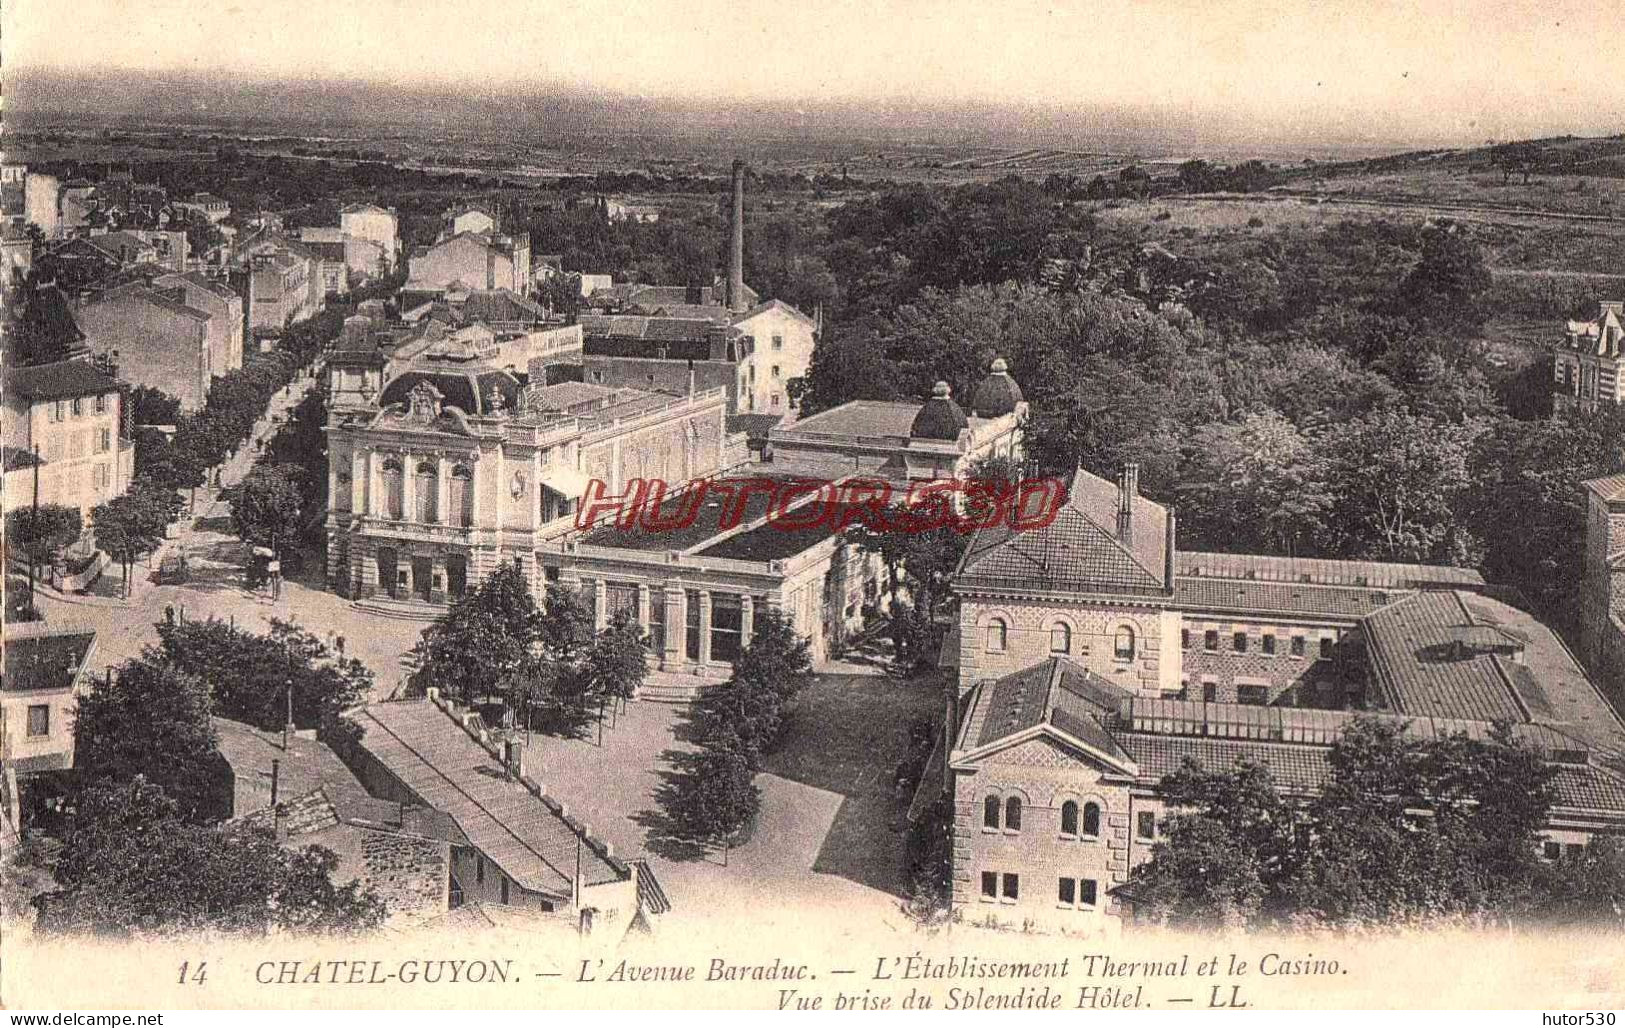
[740,594,754,646]
[365,450,377,516]
[402,452,416,522]
[662,586,683,670]
[438,455,452,526]
[593,579,607,632]
[698,590,713,666]
[636,583,651,633]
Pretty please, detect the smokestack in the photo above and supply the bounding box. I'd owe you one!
[1117,463,1139,544]
[727,160,745,313]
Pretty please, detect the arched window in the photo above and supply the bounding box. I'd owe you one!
[1114,626,1136,660]
[415,461,439,523]
[449,464,474,527]
[1050,622,1071,654]
[1082,801,1102,837]
[1060,800,1079,836]
[983,795,1001,830]
[381,457,404,520]
[1004,796,1022,832]
[985,619,1007,653]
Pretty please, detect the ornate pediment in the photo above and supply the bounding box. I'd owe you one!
[407,380,444,423]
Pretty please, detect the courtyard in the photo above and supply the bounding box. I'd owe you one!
[520,661,945,933]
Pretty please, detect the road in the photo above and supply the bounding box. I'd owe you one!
[32,363,424,699]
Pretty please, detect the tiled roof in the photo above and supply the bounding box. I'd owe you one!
[154,270,237,301]
[958,468,1170,599]
[355,701,623,898]
[968,657,1135,762]
[1118,733,1333,794]
[2,630,95,692]
[90,282,210,321]
[457,289,545,324]
[783,400,925,439]
[731,298,816,328]
[627,859,672,915]
[1175,577,1401,619]
[526,381,621,411]
[1584,474,1625,503]
[725,413,784,438]
[1178,551,1485,589]
[1551,764,1625,813]
[212,717,377,816]
[3,359,116,402]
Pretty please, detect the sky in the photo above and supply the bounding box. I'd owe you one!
[5,0,1622,145]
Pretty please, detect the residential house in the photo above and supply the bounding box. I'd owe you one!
[2,164,27,223]
[1556,300,1625,411]
[153,271,245,379]
[299,225,383,285]
[441,205,497,238]
[174,193,231,225]
[246,241,320,335]
[24,172,60,238]
[340,203,400,271]
[405,231,531,297]
[1,624,97,830]
[1580,473,1625,703]
[0,360,132,518]
[76,282,221,410]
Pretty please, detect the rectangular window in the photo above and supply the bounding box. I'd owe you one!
[1079,878,1098,907]
[1181,629,1190,650]
[95,394,106,414]
[476,855,485,885]
[685,589,702,662]
[980,871,997,900]
[1262,633,1276,655]
[1542,841,1562,861]
[71,397,82,417]
[1001,873,1019,902]
[711,593,743,664]
[1058,878,1075,905]
[54,400,65,422]
[1204,629,1219,651]
[771,365,780,379]
[499,875,510,905]
[1233,631,1248,653]
[1319,637,1334,660]
[1238,684,1269,706]
[1290,636,1306,658]
[648,589,666,652]
[1203,681,1217,703]
[1566,843,1586,860]
[772,335,783,350]
[771,394,780,408]
[26,704,50,737]
[1136,811,1156,841]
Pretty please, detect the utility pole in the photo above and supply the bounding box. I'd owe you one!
[27,443,39,615]
[283,679,294,751]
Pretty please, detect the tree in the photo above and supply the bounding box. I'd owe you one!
[538,273,582,322]
[1397,222,1493,328]
[156,616,372,742]
[1315,408,1474,563]
[91,488,170,597]
[667,744,760,861]
[73,657,228,823]
[1176,412,1331,554]
[126,385,182,426]
[229,464,303,554]
[730,606,813,707]
[6,504,82,576]
[579,607,650,706]
[37,777,385,936]
[417,561,543,708]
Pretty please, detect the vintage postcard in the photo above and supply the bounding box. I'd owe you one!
[1,0,1623,1014]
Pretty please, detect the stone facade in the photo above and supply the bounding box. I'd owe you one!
[957,595,1179,697]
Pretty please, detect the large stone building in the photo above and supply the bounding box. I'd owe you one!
[405,230,531,298]
[937,465,1625,933]
[152,272,244,379]
[339,203,400,271]
[1555,299,1625,411]
[1,360,133,520]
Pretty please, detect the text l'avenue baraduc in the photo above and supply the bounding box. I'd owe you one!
[242,950,1346,1009]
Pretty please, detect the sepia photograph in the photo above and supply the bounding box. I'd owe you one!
[1,0,1623,1014]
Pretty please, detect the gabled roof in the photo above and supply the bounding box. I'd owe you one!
[354,700,624,898]
[3,359,116,402]
[956,657,1138,771]
[1584,473,1625,504]
[731,298,816,329]
[1,629,95,692]
[957,468,1169,598]
[88,281,210,321]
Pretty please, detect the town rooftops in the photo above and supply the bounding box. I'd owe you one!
[454,289,546,326]
[212,717,386,819]
[1,629,95,693]
[153,270,238,302]
[2,359,117,402]
[957,656,1136,761]
[353,700,625,900]
[1177,551,1485,589]
[89,282,210,321]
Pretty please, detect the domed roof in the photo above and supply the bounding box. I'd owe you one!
[969,356,1024,418]
[910,381,970,441]
[378,368,520,417]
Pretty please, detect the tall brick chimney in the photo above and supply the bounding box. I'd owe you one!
[1117,463,1139,544]
[727,160,746,313]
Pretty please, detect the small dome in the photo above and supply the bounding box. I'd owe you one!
[970,356,1024,418]
[910,381,970,441]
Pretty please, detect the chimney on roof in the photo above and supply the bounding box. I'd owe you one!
[1117,462,1139,545]
[727,160,746,313]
